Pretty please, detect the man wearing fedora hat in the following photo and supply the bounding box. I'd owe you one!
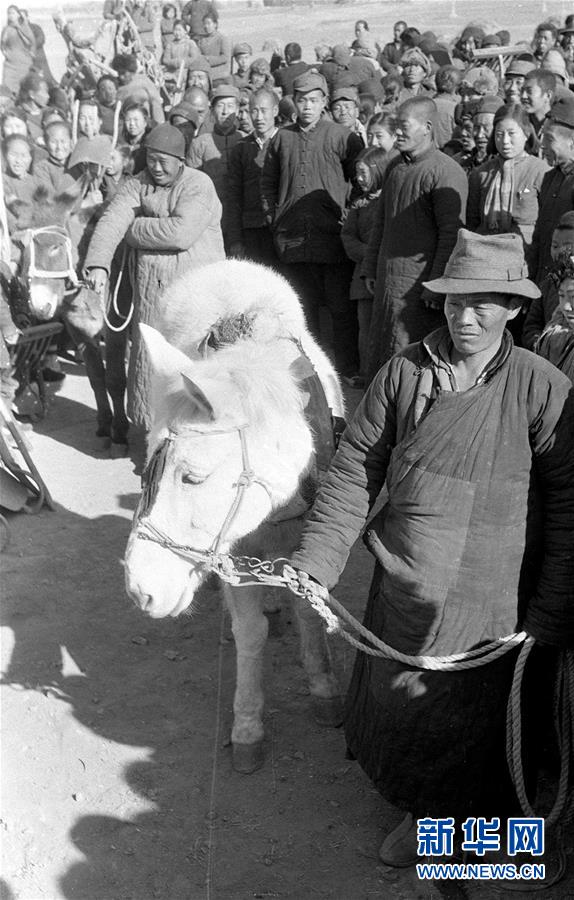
[290,229,574,867]
[84,124,224,432]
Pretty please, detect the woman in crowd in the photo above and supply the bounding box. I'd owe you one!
[367,111,397,151]
[120,101,152,174]
[2,134,37,245]
[198,11,231,80]
[160,3,178,50]
[161,19,199,76]
[467,103,550,270]
[341,146,392,387]
[1,5,35,97]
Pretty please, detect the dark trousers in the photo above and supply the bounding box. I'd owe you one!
[282,261,359,377]
[243,227,282,270]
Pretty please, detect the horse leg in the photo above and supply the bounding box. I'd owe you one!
[292,594,343,727]
[224,583,268,774]
[104,325,129,449]
[82,340,112,440]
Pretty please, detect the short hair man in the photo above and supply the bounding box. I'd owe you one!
[272,42,310,97]
[291,229,574,866]
[531,95,574,284]
[113,53,165,124]
[521,69,556,156]
[362,95,468,380]
[532,21,559,61]
[261,71,364,381]
[379,20,407,72]
[227,88,280,267]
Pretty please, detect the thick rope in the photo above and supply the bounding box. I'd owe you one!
[506,642,574,829]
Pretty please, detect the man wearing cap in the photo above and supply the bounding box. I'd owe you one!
[503,58,535,105]
[187,83,243,251]
[272,43,310,98]
[531,95,574,285]
[289,229,574,867]
[261,69,363,381]
[330,86,367,145]
[362,96,467,379]
[231,42,253,89]
[84,124,224,431]
[227,87,280,267]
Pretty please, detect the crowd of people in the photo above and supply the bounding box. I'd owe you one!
[1,3,574,874]
[1,5,574,409]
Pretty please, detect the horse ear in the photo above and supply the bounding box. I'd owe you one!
[139,323,194,380]
[181,374,216,422]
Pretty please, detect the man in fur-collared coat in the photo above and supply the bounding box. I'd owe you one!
[84,124,224,431]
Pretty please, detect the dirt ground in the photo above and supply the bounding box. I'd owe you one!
[2,3,574,899]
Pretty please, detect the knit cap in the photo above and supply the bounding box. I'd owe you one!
[144,124,185,159]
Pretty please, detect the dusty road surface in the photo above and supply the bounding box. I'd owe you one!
[2,361,573,900]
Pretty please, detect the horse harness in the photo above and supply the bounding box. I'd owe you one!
[134,342,337,581]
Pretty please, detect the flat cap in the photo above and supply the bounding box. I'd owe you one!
[232,42,252,57]
[210,83,241,102]
[331,85,358,103]
[292,71,328,95]
[505,58,536,78]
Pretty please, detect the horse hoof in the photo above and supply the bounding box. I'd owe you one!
[232,741,264,774]
[312,696,344,728]
[110,441,129,459]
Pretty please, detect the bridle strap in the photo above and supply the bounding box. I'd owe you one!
[136,423,273,561]
[26,226,78,283]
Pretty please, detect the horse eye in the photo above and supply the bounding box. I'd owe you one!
[181,472,206,485]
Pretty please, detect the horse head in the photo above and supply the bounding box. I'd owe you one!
[17,184,83,320]
[124,322,316,618]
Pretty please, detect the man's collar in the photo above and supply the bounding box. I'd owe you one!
[253,127,278,147]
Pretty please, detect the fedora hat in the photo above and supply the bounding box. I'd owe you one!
[424,230,540,299]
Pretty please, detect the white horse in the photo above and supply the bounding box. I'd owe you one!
[125,260,345,773]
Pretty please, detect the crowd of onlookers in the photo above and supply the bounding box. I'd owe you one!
[2,1,574,431]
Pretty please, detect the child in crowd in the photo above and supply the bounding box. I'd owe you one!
[341,146,393,387]
[119,101,152,174]
[2,134,37,242]
[33,121,75,193]
[77,99,103,140]
[523,211,574,349]
[366,111,397,151]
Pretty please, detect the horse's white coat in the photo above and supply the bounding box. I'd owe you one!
[125,261,343,765]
